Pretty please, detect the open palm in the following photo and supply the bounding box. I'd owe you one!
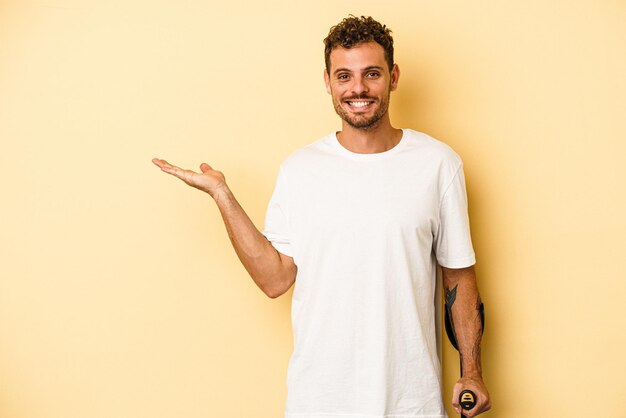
[152,158,227,197]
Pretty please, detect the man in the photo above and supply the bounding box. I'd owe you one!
[153,15,491,418]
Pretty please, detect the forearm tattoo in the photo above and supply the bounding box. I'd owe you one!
[445,284,458,308]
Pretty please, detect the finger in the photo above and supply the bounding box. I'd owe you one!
[465,403,483,418]
[154,159,184,175]
[481,398,492,413]
[466,392,492,417]
[155,161,196,182]
[451,381,462,414]
[166,166,196,183]
[152,158,175,170]
[199,162,212,173]
[472,395,492,416]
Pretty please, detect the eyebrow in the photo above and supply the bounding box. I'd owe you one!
[333,65,385,75]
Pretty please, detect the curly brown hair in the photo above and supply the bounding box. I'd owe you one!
[323,15,394,73]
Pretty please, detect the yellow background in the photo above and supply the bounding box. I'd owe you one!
[1,0,625,417]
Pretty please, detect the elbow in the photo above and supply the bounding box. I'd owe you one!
[253,255,297,299]
[262,274,295,299]
[265,288,283,299]
[264,281,290,299]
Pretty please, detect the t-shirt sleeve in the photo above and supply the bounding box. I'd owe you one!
[434,164,476,268]
[262,165,294,258]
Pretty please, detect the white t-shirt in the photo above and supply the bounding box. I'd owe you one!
[263,129,475,418]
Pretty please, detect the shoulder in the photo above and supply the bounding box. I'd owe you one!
[278,132,338,172]
[400,129,467,192]
[401,128,464,167]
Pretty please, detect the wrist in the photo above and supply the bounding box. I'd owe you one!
[211,183,232,203]
[460,364,483,379]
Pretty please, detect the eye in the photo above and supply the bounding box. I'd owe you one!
[337,73,349,81]
[366,71,380,78]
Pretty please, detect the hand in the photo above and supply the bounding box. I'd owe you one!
[452,375,491,417]
[152,158,228,198]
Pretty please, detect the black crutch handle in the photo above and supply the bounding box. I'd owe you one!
[459,389,477,418]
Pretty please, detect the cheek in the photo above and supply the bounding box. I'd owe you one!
[329,87,343,101]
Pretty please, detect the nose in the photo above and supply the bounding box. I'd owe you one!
[350,75,368,96]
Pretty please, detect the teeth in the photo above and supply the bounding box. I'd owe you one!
[348,101,370,107]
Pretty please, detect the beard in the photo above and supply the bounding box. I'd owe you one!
[332,91,390,130]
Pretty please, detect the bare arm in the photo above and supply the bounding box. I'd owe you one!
[152,158,296,298]
[442,265,491,417]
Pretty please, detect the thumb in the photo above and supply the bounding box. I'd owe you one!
[452,381,463,414]
[199,163,212,173]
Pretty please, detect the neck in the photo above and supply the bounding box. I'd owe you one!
[336,115,402,154]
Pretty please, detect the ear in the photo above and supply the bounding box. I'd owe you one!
[324,68,331,94]
[390,64,400,91]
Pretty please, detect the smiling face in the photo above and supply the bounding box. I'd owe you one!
[324,41,400,131]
